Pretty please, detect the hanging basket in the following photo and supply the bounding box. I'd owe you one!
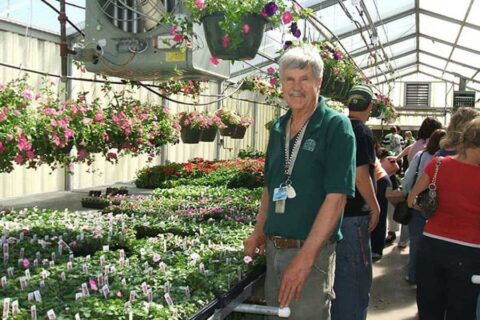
[219,125,235,136]
[180,127,201,144]
[231,125,247,139]
[321,66,333,93]
[370,104,382,118]
[202,13,266,60]
[200,127,218,142]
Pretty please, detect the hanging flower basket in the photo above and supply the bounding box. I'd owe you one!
[202,13,266,60]
[180,127,201,144]
[200,127,218,142]
[231,125,247,139]
[321,66,333,93]
[219,125,234,136]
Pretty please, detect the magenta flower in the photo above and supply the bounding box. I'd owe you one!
[89,278,98,291]
[169,26,177,35]
[267,67,276,74]
[0,142,3,153]
[243,256,253,264]
[209,56,220,66]
[13,154,24,164]
[194,0,205,9]
[243,24,250,33]
[270,77,278,86]
[82,117,92,124]
[23,259,30,268]
[282,11,293,24]
[22,90,32,100]
[173,34,184,43]
[223,35,230,48]
[6,134,13,142]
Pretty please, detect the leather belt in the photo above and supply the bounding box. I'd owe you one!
[268,236,305,249]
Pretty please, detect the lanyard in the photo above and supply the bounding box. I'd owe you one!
[284,114,312,183]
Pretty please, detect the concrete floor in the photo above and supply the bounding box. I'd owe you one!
[1,184,419,320]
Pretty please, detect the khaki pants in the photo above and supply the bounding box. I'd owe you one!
[265,240,336,320]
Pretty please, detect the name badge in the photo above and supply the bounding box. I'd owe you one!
[273,186,288,202]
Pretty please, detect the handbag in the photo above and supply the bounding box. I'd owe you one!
[416,157,443,219]
[385,187,406,206]
[393,200,411,225]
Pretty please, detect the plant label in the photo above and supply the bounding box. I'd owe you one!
[40,280,45,288]
[47,309,56,320]
[34,290,42,303]
[3,298,10,319]
[31,305,37,320]
[102,285,110,299]
[11,300,18,315]
[164,293,173,307]
[7,267,13,277]
[1,276,6,288]
[25,269,31,279]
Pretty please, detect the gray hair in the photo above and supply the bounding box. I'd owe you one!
[278,45,324,80]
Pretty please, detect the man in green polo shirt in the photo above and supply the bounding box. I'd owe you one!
[244,45,356,319]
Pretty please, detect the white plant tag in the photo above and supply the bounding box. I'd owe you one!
[31,305,37,320]
[47,309,56,319]
[164,293,174,307]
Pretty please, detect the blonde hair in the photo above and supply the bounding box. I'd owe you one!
[440,107,480,150]
[457,118,480,156]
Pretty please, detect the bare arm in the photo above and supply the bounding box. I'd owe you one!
[278,193,346,308]
[356,164,380,232]
[395,145,412,160]
[243,187,269,257]
[407,173,430,209]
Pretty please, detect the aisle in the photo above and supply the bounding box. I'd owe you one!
[369,243,418,320]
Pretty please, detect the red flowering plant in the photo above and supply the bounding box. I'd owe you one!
[0,76,38,173]
[372,93,399,124]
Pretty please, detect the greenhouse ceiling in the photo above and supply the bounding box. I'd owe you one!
[1,0,480,91]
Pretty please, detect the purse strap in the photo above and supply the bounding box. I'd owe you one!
[413,151,425,184]
[429,156,443,190]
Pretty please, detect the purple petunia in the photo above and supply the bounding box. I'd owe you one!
[290,22,302,38]
[263,2,278,17]
[283,40,293,50]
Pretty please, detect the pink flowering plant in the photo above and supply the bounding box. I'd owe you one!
[0,76,38,172]
[176,111,205,130]
[185,0,311,51]
[373,93,399,124]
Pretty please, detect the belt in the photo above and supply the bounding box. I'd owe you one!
[268,236,305,249]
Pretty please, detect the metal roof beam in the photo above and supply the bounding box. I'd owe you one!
[360,50,416,70]
[419,61,480,86]
[419,33,480,56]
[419,8,480,31]
[374,70,417,86]
[369,61,417,81]
[350,33,416,58]
[418,50,477,72]
[308,0,345,12]
[415,0,420,74]
[336,8,415,41]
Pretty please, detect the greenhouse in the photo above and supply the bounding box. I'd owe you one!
[0,0,479,319]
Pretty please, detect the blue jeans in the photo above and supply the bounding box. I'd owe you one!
[332,215,372,320]
[417,236,480,320]
[407,209,426,282]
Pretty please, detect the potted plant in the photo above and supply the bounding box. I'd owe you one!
[372,93,399,124]
[231,115,254,139]
[186,0,309,60]
[199,113,223,142]
[176,111,204,144]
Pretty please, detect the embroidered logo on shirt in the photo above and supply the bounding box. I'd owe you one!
[303,139,316,152]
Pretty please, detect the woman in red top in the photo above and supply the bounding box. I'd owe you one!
[407,118,480,320]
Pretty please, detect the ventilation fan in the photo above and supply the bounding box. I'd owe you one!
[76,0,229,81]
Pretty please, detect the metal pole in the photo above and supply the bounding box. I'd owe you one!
[233,304,291,318]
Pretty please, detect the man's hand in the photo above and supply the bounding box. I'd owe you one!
[278,253,313,308]
[368,208,380,233]
[243,234,267,257]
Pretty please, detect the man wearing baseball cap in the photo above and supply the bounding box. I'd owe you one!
[332,84,380,320]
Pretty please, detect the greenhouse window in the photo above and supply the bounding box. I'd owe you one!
[405,82,430,107]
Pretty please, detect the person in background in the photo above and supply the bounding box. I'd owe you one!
[371,142,392,261]
[244,45,356,320]
[332,84,380,320]
[401,128,446,284]
[401,130,415,173]
[407,118,480,319]
[394,117,443,163]
[436,107,480,156]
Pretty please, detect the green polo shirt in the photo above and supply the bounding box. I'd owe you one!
[263,97,356,241]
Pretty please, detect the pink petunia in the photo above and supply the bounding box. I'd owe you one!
[77,149,87,161]
[68,163,74,172]
[243,256,253,264]
[22,90,32,100]
[209,56,219,66]
[169,26,177,35]
[194,0,205,9]
[282,11,293,24]
[13,154,24,165]
[243,24,250,33]
[173,34,184,43]
[82,117,92,124]
[270,77,278,86]
[153,253,161,262]
[23,259,30,269]
[107,152,117,160]
[267,67,276,74]
[44,108,54,116]
[26,151,35,159]
[94,112,103,122]
[6,134,13,142]
[89,278,98,291]
[0,142,3,153]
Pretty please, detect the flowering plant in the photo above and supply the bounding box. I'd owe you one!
[0,76,37,172]
[176,111,205,130]
[185,0,310,52]
[215,109,254,128]
[373,93,399,124]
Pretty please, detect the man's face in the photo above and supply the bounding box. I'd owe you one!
[281,65,322,112]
